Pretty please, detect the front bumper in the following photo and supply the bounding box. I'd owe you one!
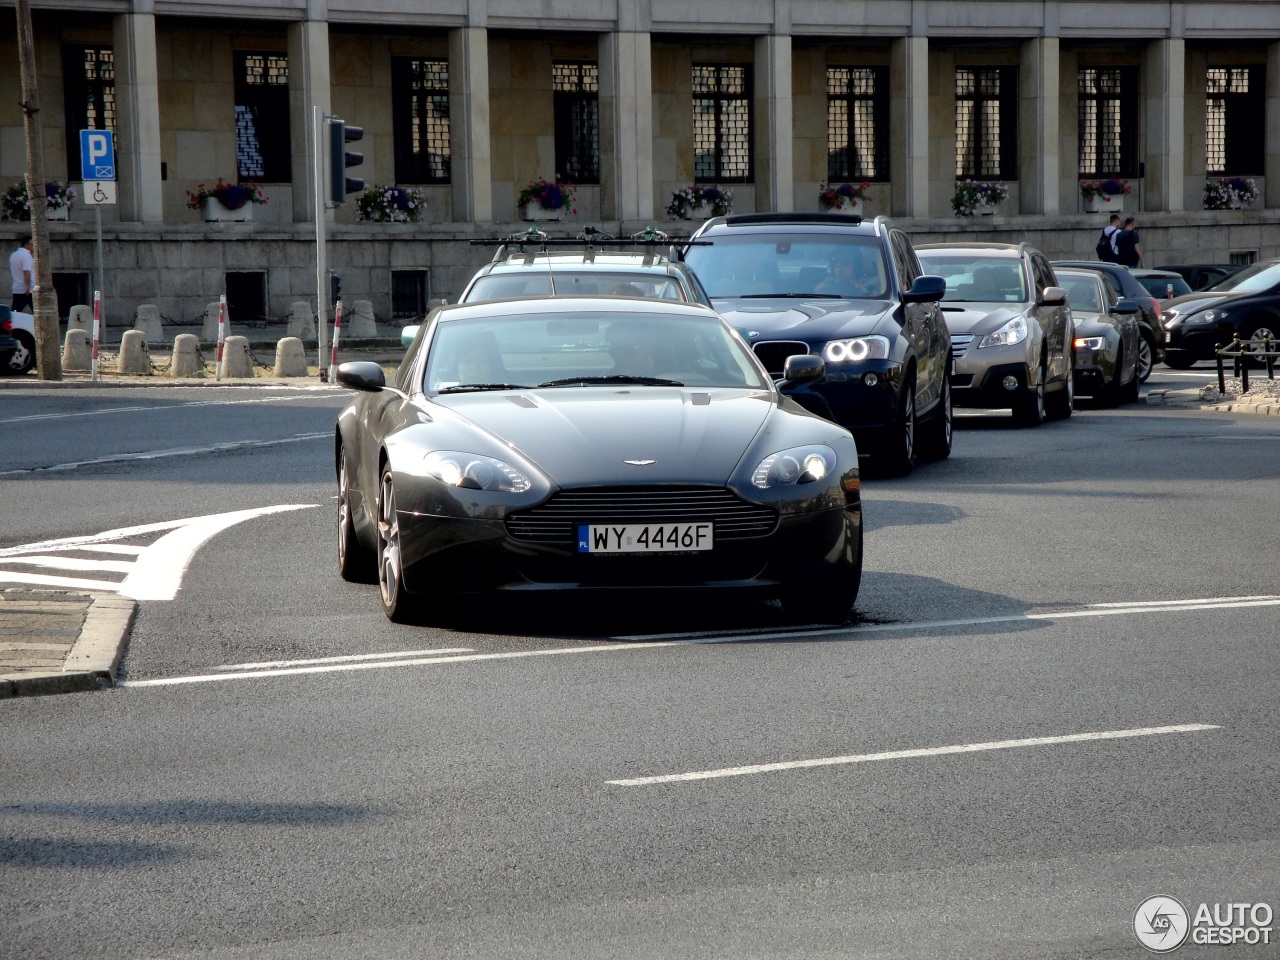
[949,339,1034,409]
[1163,323,1231,360]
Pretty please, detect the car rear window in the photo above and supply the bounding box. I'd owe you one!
[467,273,685,302]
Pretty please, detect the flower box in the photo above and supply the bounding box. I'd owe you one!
[520,203,561,222]
[1084,193,1123,214]
[516,177,575,221]
[952,180,1009,217]
[666,185,733,220]
[818,182,869,215]
[1080,179,1131,213]
[46,206,69,221]
[1,180,77,221]
[202,197,252,222]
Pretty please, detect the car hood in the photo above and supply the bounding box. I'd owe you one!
[1071,312,1114,336]
[1161,292,1238,315]
[434,387,775,485]
[938,303,1027,336]
[711,298,894,340]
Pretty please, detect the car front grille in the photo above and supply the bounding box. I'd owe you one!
[950,334,974,361]
[752,341,811,377]
[505,486,779,544]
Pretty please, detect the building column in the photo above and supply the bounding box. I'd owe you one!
[754,34,794,213]
[1267,42,1280,208]
[450,27,493,223]
[1019,37,1060,215]
[111,12,163,223]
[890,36,929,218]
[1144,37,1185,212]
[288,19,331,223]
[599,31,654,221]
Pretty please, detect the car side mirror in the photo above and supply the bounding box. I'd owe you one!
[1112,298,1140,315]
[335,361,386,392]
[1040,285,1068,307]
[779,353,824,385]
[903,275,946,303]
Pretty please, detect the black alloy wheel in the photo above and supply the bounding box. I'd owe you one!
[918,375,952,460]
[338,449,377,583]
[1013,362,1047,427]
[878,374,917,476]
[1046,351,1074,421]
[1136,332,1155,382]
[1121,348,1142,404]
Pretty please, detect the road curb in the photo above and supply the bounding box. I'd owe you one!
[0,594,136,698]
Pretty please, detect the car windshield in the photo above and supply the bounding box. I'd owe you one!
[914,253,1029,303]
[466,272,686,301]
[421,308,769,393]
[1058,275,1103,312]
[683,236,888,299]
[1205,260,1280,293]
[1135,274,1192,299]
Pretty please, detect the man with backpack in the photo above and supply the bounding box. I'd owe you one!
[1095,214,1121,263]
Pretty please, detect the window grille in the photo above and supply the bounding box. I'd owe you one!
[1206,66,1263,176]
[955,67,1016,179]
[234,52,291,183]
[827,66,888,181]
[62,47,115,178]
[392,58,451,184]
[1078,67,1138,178]
[553,61,600,184]
[692,65,752,183]
[392,270,431,321]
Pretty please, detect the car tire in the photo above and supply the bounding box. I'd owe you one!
[1242,321,1279,366]
[1120,352,1142,404]
[917,375,952,461]
[1136,331,1156,382]
[1163,350,1197,370]
[338,448,377,584]
[4,331,34,376]
[377,463,422,623]
[877,372,917,476]
[781,517,862,624]
[1012,365,1046,427]
[1046,352,1074,421]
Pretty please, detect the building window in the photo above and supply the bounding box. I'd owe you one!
[955,67,1016,179]
[234,52,291,183]
[392,58,451,184]
[1206,67,1264,176]
[1078,67,1139,178]
[692,64,752,183]
[827,66,888,182]
[392,270,430,321]
[225,271,267,324]
[62,47,115,179]
[553,61,600,184]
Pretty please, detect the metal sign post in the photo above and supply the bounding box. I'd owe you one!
[80,131,117,334]
[313,105,329,380]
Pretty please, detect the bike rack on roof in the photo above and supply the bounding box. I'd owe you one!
[470,225,710,263]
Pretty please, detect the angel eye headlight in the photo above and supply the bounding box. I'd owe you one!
[824,335,890,364]
[423,451,531,492]
[1073,337,1106,351]
[752,445,837,489]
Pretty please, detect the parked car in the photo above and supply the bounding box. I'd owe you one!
[1159,257,1280,368]
[1054,268,1142,405]
[1157,263,1244,292]
[0,307,31,375]
[336,297,864,624]
[916,242,1073,425]
[680,213,951,476]
[1050,260,1164,381]
[1130,268,1192,302]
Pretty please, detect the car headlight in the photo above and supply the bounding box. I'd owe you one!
[823,335,890,363]
[1183,310,1217,326]
[752,445,837,489]
[1162,310,1179,329]
[423,451,531,492]
[1073,336,1106,351]
[977,316,1028,348]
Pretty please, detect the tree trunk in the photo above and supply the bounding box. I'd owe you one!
[14,0,62,380]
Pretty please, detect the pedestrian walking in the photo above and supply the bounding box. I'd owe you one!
[1095,214,1121,262]
[9,234,32,312]
[1115,217,1145,268]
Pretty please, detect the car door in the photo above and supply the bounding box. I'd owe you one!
[1035,254,1071,383]
[891,230,940,414]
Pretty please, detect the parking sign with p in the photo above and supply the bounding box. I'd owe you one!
[80,130,115,182]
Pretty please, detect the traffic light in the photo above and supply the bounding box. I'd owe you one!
[329,118,365,204]
[330,271,342,304]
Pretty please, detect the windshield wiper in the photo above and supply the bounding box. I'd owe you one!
[437,382,531,393]
[537,375,685,387]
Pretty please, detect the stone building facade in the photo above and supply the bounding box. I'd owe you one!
[2,0,1280,330]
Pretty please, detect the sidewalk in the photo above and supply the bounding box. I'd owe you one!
[0,589,135,697]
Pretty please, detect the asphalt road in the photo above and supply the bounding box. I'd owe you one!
[2,368,1278,960]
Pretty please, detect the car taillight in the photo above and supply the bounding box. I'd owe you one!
[1149,297,1161,316]
[0,318,11,333]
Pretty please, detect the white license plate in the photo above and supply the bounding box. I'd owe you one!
[577,522,714,553]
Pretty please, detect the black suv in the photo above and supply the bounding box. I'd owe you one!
[1050,260,1163,380]
[682,213,949,476]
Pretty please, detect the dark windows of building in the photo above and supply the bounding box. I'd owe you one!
[552,61,600,184]
[692,65,752,183]
[62,47,115,179]
[1206,66,1264,176]
[826,66,889,182]
[392,58,451,184]
[1078,66,1139,178]
[51,272,92,321]
[392,270,431,321]
[225,271,267,324]
[234,52,291,183]
[955,67,1017,179]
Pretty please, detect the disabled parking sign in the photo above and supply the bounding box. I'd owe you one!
[80,129,116,182]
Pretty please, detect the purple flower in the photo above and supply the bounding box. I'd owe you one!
[835,183,855,198]
[219,184,250,210]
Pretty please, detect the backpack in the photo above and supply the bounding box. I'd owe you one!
[1095,226,1118,262]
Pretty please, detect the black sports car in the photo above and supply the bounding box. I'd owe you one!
[334,297,863,624]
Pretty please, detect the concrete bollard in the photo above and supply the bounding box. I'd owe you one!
[273,337,309,377]
[286,301,316,340]
[62,328,91,370]
[68,304,93,334]
[118,329,153,376]
[219,335,254,378]
[170,333,204,378]
[134,304,164,343]
[201,301,224,342]
[347,299,378,338]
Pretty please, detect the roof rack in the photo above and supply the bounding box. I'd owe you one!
[720,212,865,226]
[470,225,709,262]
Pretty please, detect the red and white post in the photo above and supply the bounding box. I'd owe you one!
[91,290,102,382]
[329,299,343,381]
[215,294,228,381]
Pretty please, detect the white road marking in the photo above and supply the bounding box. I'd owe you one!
[0,393,332,426]
[606,723,1221,787]
[0,571,124,591]
[0,432,329,477]
[1090,594,1280,608]
[2,555,134,574]
[76,545,146,556]
[214,648,475,670]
